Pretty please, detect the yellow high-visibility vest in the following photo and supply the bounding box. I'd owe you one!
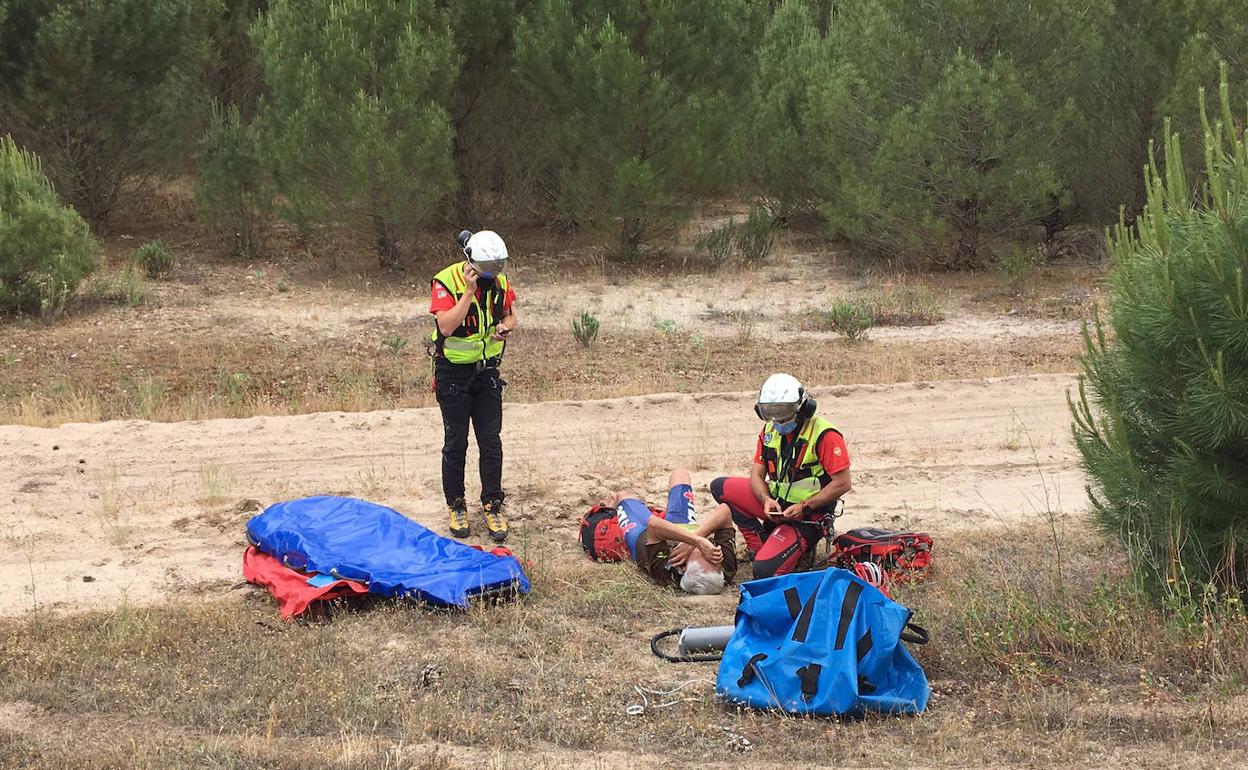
[430,261,510,365]
[759,415,840,506]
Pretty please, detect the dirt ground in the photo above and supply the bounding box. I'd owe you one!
[1,373,1078,616]
[0,203,1098,425]
[0,201,1094,616]
[20,201,1232,770]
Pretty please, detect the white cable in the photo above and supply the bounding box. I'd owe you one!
[626,679,716,716]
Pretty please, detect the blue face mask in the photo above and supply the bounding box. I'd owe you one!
[773,418,798,435]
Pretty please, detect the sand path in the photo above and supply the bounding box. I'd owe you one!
[0,373,1082,615]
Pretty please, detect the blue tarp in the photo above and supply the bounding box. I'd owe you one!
[716,568,929,716]
[246,496,530,608]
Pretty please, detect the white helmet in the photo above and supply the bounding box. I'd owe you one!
[461,229,508,278]
[755,372,806,422]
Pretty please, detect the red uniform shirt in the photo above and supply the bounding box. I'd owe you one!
[753,428,850,476]
[429,278,516,315]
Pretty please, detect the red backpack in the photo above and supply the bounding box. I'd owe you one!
[830,527,933,581]
[578,503,665,562]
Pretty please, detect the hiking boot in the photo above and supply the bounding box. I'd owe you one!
[448,499,470,539]
[482,499,509,543]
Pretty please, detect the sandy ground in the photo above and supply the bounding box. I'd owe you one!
[87,239,1085,353]
[0,373,1080,617]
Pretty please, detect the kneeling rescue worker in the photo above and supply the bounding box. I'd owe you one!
[710,373,852,577]
[429,230,517,542]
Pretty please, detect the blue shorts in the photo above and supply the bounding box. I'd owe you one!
[617,484,695,560]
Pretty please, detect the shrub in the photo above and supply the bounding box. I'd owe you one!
[85,265,147,308]
[996,245,1042,294]
[695,220,736,263]
[826,299,874,341]
[132,241,175,279]
[696,208,775,266]
[1071,73,1248,593]
[571,311,600,347]
[381,333,407,356]
[822,283,943,341]
[735,206,776,264]
[0,135,98,319]
[119,266,147,307]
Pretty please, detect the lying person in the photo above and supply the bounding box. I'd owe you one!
[598,467,739,595]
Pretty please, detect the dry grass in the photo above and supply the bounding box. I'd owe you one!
[0,191,1096,427]
[800,281,945,341]
[967,267,1107,320]
[0,322,1083,427]
[2,523,1246,769]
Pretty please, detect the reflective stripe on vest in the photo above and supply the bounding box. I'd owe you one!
[760,415,839,505]
[430,261,509,365]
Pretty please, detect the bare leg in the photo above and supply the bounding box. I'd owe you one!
[668,467,692,488]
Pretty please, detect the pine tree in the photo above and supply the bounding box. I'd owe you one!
[195,104,272,258]
[251,0,460,266]
[1059,0,1188,225]
[203,0,269,120]
[0,136,98,318]
[821,0,1101,267]
[0,0,212,225]
[515,0,761,257]
[740,0,834,221]
[1161,0,1248,162]
[195,0,272,257]
[1072,69,1248,592]
[441,0,542,225]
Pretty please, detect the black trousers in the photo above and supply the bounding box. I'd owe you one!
[435,361,504,506]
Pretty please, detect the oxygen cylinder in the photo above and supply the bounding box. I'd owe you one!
[677,624,735,656]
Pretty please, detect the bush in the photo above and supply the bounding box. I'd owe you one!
[696,208,775,266]
[85,265,147,308]
[996,245,1042,294]
[1071,73,1248,593]
[735,206,776,264]
[132,241,174,279]
[825,299,874,341]
[571,311,600,347]
[695,220,737,263]
[381,333,407,356]
[0,135,98,319]
[863,284,944,326]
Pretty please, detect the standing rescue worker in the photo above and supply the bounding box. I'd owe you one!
[709,373,851,577]
[429,230,518,542]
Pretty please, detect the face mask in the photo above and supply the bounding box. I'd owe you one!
[477,274,496,289]
[773,418,798,435]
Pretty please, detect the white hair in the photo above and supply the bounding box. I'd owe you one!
[679,558,726,595]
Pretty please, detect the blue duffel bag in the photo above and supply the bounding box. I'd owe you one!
[716,568,929,716]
